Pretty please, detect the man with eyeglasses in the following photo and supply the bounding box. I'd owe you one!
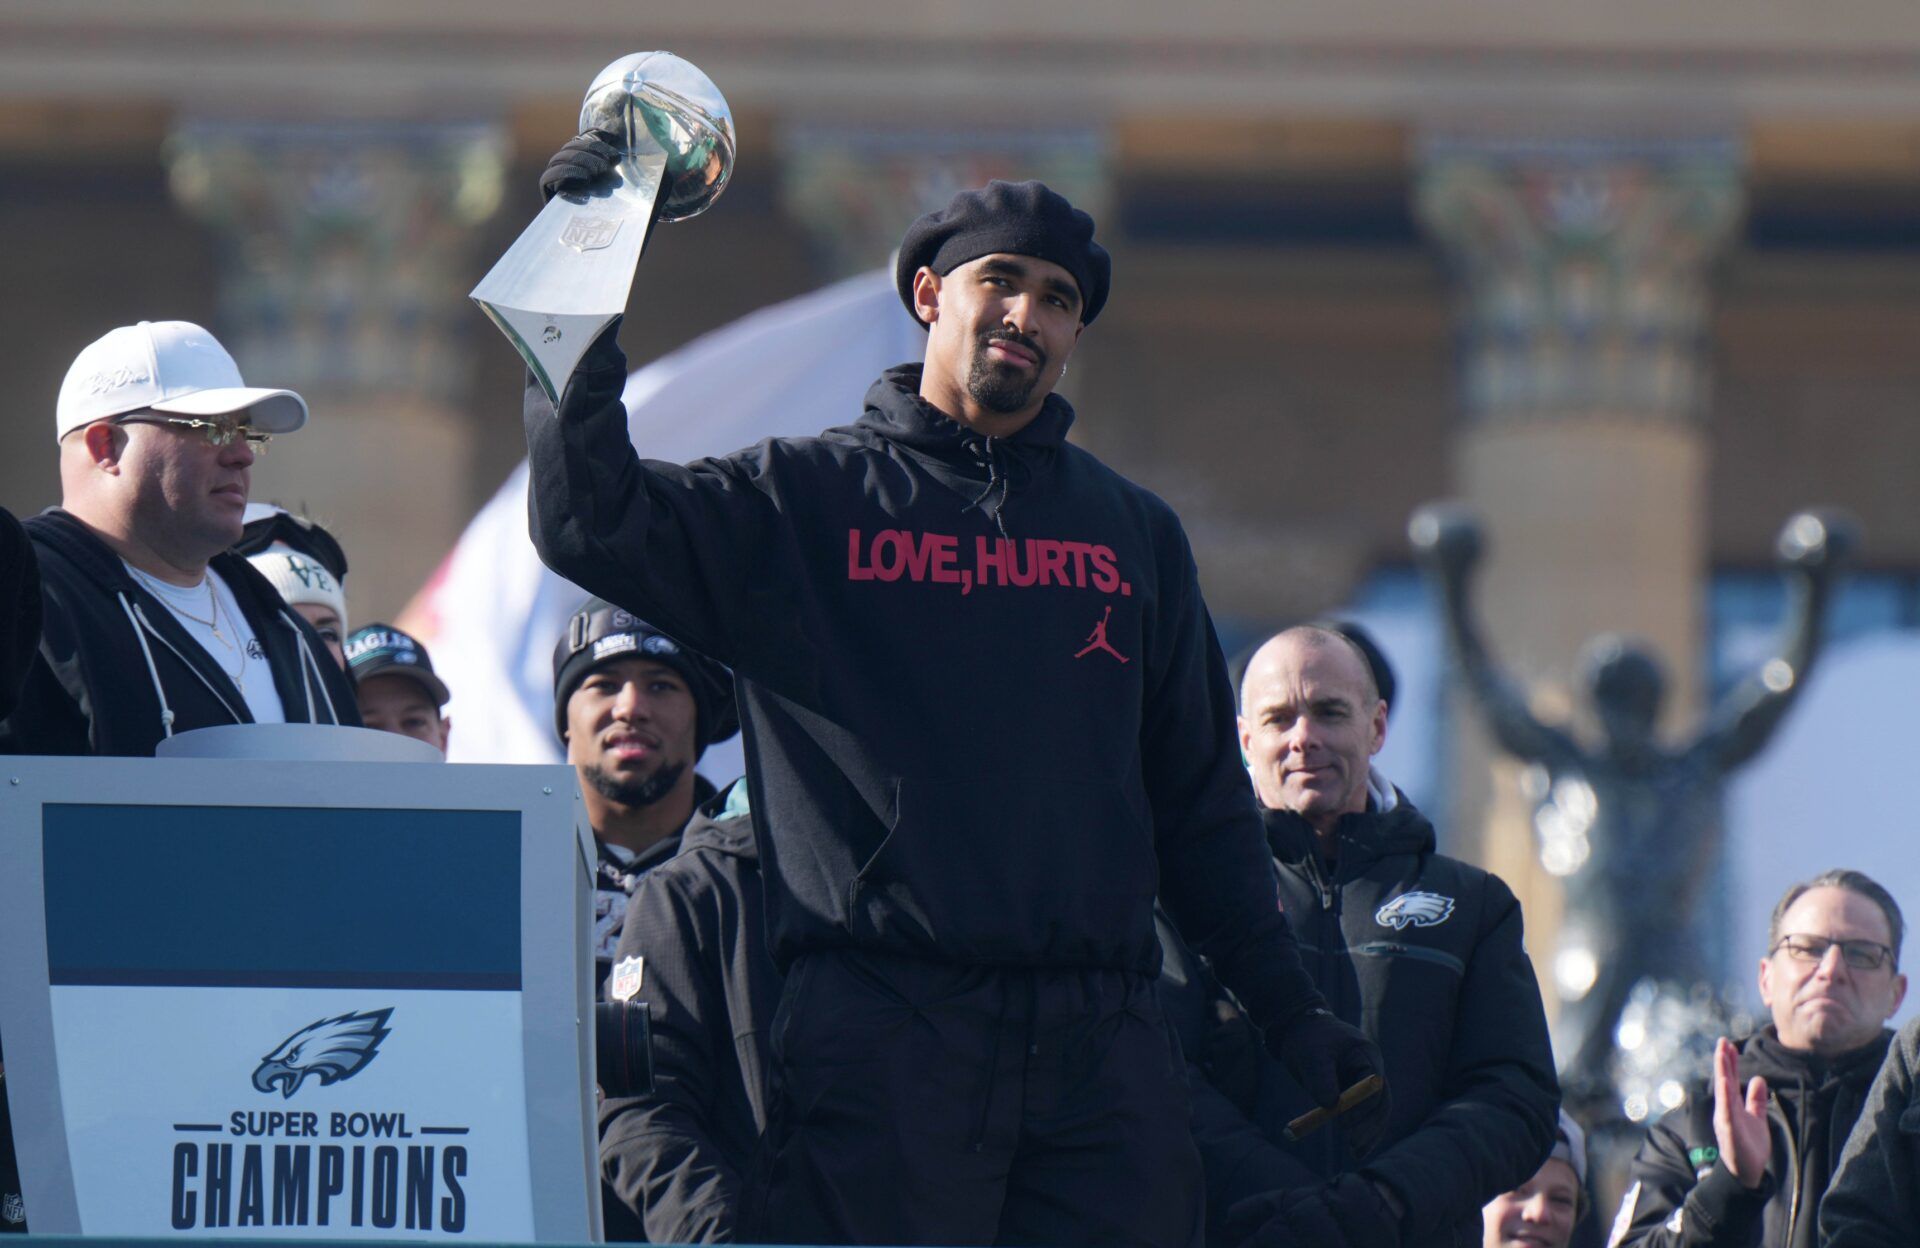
[0,320,358,757]
[1610,869,1907,1248]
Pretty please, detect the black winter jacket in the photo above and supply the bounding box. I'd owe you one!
[1170,794,1560,1248]
[1818,1017,1920,1248]
[0,507,38,724]
[525,332,1323,1033]
[600,784,779,1243]
[0,509,358,755]
[1614,1026,1893,1248]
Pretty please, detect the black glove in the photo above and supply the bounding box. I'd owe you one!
[1226,1174,1401,1248]
[1202,998,1268,1112]
[1266,1007,1390,1155]
[539,130,621,202]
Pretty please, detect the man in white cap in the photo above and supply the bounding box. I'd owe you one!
[0,320,358,756]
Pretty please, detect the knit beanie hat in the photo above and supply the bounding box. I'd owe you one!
[551,598,738,750]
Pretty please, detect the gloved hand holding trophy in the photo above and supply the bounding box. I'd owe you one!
[471,52,735,404]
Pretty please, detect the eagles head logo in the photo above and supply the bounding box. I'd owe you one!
[1375,891,1455,930]
[252,1008,393,1099]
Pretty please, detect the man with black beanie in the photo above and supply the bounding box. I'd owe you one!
[522,146,1383,1247]
[552,598,739,997]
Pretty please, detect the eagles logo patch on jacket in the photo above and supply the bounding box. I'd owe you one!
[1253,797,1560,1248]
[1375,891,1456,930]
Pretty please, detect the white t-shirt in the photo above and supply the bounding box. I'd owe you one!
[124,562,287,725]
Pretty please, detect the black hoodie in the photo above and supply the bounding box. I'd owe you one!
[1615,1025,1894,1248]
[1167,793,1560,1248]
[0,508,358,756]
[599,783,778,1244]
[525,330,1323,1032]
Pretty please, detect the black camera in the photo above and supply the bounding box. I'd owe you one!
[595,1000,653,1098]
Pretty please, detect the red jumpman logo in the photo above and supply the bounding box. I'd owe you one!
[1074,605,1130,663]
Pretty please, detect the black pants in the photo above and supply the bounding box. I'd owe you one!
[748,949,1202,1247]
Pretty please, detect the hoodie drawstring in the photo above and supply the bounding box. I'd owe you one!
[961,436,1015,539]
[282,610,338,724]
[119,592,178,740]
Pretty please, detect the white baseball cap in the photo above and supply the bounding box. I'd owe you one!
[55,320,308,442]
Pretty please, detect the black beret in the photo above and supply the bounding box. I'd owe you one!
[552,598,739,752]
[895,180,1111,327]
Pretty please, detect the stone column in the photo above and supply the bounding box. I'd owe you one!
[165,120,507,621]
[776,124,1109,280]
[1414,138,1744,1017]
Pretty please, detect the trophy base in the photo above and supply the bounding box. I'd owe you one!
[471,152,668,405]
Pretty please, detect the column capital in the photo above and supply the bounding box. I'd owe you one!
[777,124,1109,280]
[1416,135,1745,427]
[165,119,507,398]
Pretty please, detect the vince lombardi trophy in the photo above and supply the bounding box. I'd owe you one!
[471,52,735,404]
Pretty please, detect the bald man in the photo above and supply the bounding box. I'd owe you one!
[1186,627,1559,1248]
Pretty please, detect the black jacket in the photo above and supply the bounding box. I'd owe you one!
[0,507,29,1234]
[526,332,1323,1033]
[592,774,720,999]
[0,507,38,724]
[1819,1017,1920,1248]
[1615,1026,1893,1248]
[600,783,779,1243]
[1167,793,1559,1247]
[0,509,358,756]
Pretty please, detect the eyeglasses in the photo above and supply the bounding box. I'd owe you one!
[1772,934,1896,972]
[114,412,270,454]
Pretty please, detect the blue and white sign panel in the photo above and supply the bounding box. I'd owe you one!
[0,758,597,1241]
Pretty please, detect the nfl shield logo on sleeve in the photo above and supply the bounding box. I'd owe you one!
[2,1191,24,1225]
[610,955,644,1002]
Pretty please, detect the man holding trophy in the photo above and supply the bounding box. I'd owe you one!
[480,53,1385,1247]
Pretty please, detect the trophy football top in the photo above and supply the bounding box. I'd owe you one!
[581,51,735,223]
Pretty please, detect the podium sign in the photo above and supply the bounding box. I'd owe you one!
[0,755,599,1241]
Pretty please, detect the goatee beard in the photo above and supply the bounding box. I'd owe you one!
[966,330,1046,414]
[584,760,687,809]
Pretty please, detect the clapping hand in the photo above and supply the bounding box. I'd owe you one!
[1712,1036,1771,1190]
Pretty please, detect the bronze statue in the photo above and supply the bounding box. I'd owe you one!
[1409,504,1853,1096]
